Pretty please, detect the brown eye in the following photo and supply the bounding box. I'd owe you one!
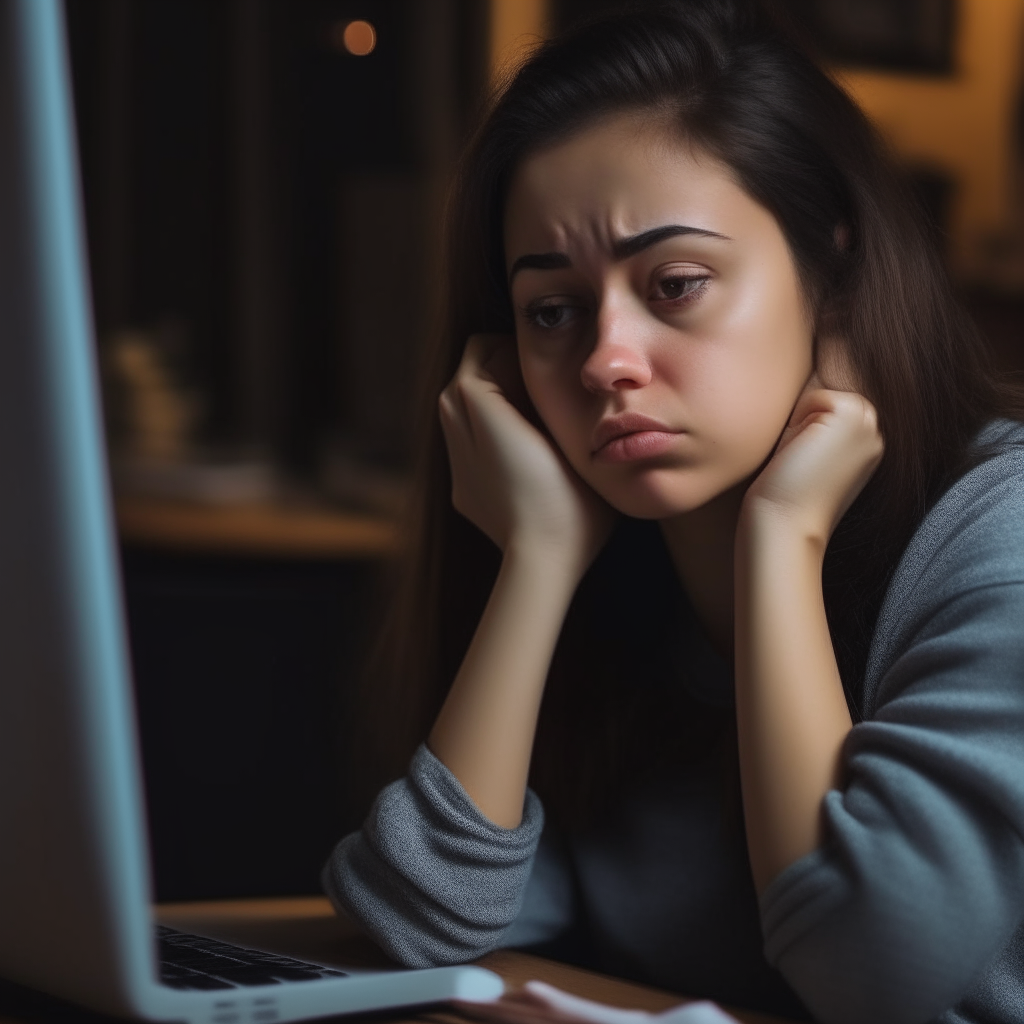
[523,301,585,330]
[537,306,566,328]
[651,272,709,305]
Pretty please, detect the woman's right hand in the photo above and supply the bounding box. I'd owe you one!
[432,335,615,825]
[439,333,616,577]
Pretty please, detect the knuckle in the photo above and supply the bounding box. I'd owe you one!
[438,398,458,428]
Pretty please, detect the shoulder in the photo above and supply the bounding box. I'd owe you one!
[909,419,1023,581]
[863,419,1024,714]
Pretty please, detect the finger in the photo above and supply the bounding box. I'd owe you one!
[772,386,851,459]
[481,339,533,413]
[446,340,519,447]
[458,336,537,430]
[438,386,483,480]
[791,389,880,443]
[785,385,850,435]
[460,333,515,385]
[439,385,474,442]
[450,342,535,443]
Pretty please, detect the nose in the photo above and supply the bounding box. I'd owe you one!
[579,299,652,393]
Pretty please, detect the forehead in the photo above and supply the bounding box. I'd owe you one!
[504,112,768,261]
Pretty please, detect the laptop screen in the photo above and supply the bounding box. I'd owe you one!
[0,0,155,1012]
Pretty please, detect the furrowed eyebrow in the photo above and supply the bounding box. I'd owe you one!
[508,224,730,284]
[612,224,730,260]
[508,251,571,283]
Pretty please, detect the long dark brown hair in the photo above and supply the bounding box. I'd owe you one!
[350,0,1022,828]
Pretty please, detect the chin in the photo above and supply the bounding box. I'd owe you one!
[595,466,729,520]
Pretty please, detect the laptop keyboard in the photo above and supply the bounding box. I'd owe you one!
[157,925,349,990]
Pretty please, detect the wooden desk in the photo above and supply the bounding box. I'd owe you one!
[0,897,795,1024]
[116,495,399,559]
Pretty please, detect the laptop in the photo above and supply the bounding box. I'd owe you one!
[0,0,503,1019]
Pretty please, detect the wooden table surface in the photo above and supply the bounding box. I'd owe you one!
[0,897,795,1024]
[116,495,400,558]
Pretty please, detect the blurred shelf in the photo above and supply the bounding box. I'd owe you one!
[115,495,399,559]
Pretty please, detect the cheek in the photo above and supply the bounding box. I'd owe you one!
[519,349,596,465]
[700,343,808,441]
[687,288,813,452]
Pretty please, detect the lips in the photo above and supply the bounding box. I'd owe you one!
[591,413,683,462]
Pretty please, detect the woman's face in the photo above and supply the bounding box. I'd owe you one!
[504,111,815,519]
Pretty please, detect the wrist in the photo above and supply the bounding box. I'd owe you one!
[502,536,589,593]
[737,493,830,561]
[735,504,827,598]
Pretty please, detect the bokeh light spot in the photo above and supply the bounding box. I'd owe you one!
[336,20,376,57]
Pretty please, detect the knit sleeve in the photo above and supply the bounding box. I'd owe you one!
[759,439,1024,1024]
[322,743,545,967]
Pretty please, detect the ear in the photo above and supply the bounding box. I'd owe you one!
[814,335,861,393]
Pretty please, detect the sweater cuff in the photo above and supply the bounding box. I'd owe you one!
[323,743,544,967]
[407,743,545,844]
[759,845,850,968]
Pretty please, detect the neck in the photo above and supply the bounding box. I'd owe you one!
[659,483,747,664]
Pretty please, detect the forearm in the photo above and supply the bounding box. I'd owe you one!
[734,507,853,892]
[428,542,579,829]
[324,745,545,966]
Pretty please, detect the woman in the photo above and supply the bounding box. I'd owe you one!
[323,4,1024,1022]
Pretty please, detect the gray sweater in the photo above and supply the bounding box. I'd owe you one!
[324,422,1024,1024]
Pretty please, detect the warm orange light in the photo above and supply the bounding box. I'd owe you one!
[335,19,376,57]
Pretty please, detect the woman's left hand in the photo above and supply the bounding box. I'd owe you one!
[742,376,884,547]
[735,374,881,890]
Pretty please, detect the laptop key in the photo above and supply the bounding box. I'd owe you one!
[157,926,348,991]
[161,971,236,991]
[201,966,284,987]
